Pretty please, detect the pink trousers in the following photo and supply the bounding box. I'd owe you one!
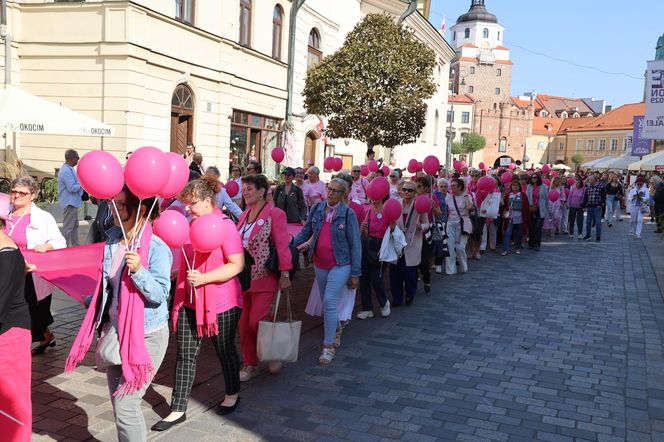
[0,327,32,442]
[239,291,275,366]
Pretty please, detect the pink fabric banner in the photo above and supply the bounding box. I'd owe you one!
[286,223,303,239]
[22,243,105,305]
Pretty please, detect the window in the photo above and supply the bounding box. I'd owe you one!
[576,140,583,151]
[469,67,475,74]
[307,28,322,70]
[498,31,501,40]
[453,31,456,41]
[460,132,467,143]
[446,110,454,123]
[272,5,283,59]
[624,136,632,151]
[540,110,548,117]
[498,138,507,152]
[434,111,440,145]
[239,0,251,46]
[561,111,568,118]
[587,139,594,151]
[573,112,580,118]
[495,88,501,95]
[461,112,470,124]
[558,142,564,151]
[482,28,489,38]
[538,141,545,150]
[464,28,470,39]
[496,68,502,76]
[175,0,194,24]
[610,138,618,151]
[598,139,606,151]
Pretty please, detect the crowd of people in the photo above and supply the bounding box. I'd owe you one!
[1,145,664,441]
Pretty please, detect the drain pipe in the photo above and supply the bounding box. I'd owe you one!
[285,0,306,123]
[1,0,11,88]
[398,0,418,25]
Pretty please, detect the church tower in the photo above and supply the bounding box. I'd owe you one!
[449,0,512,108]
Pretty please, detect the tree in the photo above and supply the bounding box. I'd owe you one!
[451,142,463,155]
[303,14,436,150]
[571,153,584,166]
[451,133,486,163]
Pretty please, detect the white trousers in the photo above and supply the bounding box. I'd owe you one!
[630,209,644,236]
[446,221,468,275]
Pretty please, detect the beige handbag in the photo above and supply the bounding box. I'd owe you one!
[257,291,301,363]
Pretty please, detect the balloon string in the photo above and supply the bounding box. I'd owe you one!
[129,199,143,252]
[111,200,129,248]
[135,198,158,248]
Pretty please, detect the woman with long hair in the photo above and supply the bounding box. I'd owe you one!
[446,178,474,274]
[154,177,245,431]
[501,180,529,255]
[605,173,624,227]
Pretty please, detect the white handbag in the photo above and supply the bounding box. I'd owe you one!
[257,290,301,363]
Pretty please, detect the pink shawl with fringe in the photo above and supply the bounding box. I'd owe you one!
[65,224,155,397]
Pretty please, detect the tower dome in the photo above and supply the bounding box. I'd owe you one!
[456,0,498,24]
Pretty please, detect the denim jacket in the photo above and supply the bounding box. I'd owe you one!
[293,202,362,277]
[92,226,172,333]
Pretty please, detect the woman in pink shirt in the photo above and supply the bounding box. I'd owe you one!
[155,177,245,430]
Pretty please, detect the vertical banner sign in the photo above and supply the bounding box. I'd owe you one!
[644,59,664,139]
[631,116,652,156]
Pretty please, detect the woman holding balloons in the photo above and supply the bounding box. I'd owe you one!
[415,176,441,293]
[445,178,474,274]
[543,176,565,236]
[154,176,245,430]
[389,181,429,305]
[501,180,529,255]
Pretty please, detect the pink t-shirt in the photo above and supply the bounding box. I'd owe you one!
[303,180,326,206]
[350,178,369,202]
[314,221,337,270]
[5,214,30,249]
[183,217,244,314]
[365,210,389,239]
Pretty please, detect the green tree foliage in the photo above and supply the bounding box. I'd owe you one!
[571,153,584,165]
[303,14,436,150]
[451,142,463,155]
[452,132,486,163]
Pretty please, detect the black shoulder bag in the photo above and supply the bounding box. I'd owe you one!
[362,210,382,264]
[265,208,300,280]
[452,195,470,236]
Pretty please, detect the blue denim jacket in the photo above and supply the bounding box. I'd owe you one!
[92,226,173,332]
[293,202,362,277]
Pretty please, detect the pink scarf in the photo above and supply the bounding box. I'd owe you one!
[66,224,155,397]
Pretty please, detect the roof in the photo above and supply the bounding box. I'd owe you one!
[456,0,498,24]
[535,94,594,116]
[449,94,475,104]
[457,56,513,65]
[565,102,646,132]
[494,45,509,50]
[460,43,478,48]
[558,116,598,133]
[511,97,543,111]
[532,117,564,135]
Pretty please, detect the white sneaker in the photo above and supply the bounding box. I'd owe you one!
[239,365,257,382]
[435,265,442,274]
[356,310,374,320]
[636,234,642,239]
[647,221,656,225]
[569,235,574,238]
[381,301,391,318]
[577,234,583,239]
[268,362,283,374]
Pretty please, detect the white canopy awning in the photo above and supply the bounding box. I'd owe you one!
[581,156,614,168]
[0,86,114,137]
[552,164,571,170]
[627,150,664,171]
[594,155,641,171]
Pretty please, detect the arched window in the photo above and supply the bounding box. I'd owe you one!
[307,28,322,70]
[482,28,489,38]
[272,4,283,59]
[170,84,195,155]
[561,111,568,119]
[464,28,470,39]
[239,0,252,47]
[434,110,440,145]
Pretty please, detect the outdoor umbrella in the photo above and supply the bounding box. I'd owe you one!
[0,86,114,136]
[581,156,614,169]
[627,151,664,171]
[594,155,640,171]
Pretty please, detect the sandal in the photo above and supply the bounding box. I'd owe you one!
[333,326,342,348]
[33,333,56,355]
[319,347,335,365]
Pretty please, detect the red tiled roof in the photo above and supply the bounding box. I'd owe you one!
[457,56,513,65]
[494,45,509,50]
[511,97,543,111]
[557,116,598,133]
[449,94,475,103]
[535,94,594,116]
[460,43,478,48]
[532,117,564,135]
[565,102,646,132]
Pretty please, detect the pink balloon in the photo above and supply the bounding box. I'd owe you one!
[509,163,516,170]
[366,176,389,201]
[543,178,551,186]
[225,180,239,198]
[407,159,418,174]
[360,165,369,177]
[453,160,462,172]
[564,188,571,198]
[477,176,497,192]
[550,171,558,177]
[153,209,190,248]
[125,146,170,199]
[381,165,390,176]
[323,157,335,171]
[366,160,379,173]
[189,214,225,253]
[414,195,430,214]
[548,189,560,202]
[500,172,513,184]
[478,162,486,170]
[333,157,343,172]
[542,164,550,174]
[461,161,467,167]
[77,150,124,200]
[159,152,190,198]
[567,178,575,186]
[422,155,440,175]
[383,199,401,223]
[271,147,285,163]
[416,161,423,172]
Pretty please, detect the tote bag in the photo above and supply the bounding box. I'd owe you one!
[257,290,301,363]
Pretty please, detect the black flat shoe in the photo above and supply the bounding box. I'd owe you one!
[32,338,56,355]
[152,413,186,431]
[216,397,240,416]
[405,296,413,306]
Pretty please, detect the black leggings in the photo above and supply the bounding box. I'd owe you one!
[171,306,242,412]
[568,208,584,235]
[418,240,433,284]
[25,275,54,342]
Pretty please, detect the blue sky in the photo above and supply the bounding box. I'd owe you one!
[428,0,664,108]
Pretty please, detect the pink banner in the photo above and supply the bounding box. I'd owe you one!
[286,223,303,239]
[22,243,105,305]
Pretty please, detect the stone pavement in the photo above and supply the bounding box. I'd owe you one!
[30,215,664,441]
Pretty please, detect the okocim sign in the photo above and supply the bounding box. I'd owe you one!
[0,87,115,137]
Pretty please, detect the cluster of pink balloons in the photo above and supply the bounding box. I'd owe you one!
[323,156,343,172]
[453,160,467,172]
[477,176,497,192]
[154,210,226,253]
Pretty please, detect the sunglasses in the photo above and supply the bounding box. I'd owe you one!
[402,188,415,193]
[247,167,256,171]
[10,190,30,197]
[352,170,361,173]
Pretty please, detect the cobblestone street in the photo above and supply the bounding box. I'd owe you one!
[32,218,664,441]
